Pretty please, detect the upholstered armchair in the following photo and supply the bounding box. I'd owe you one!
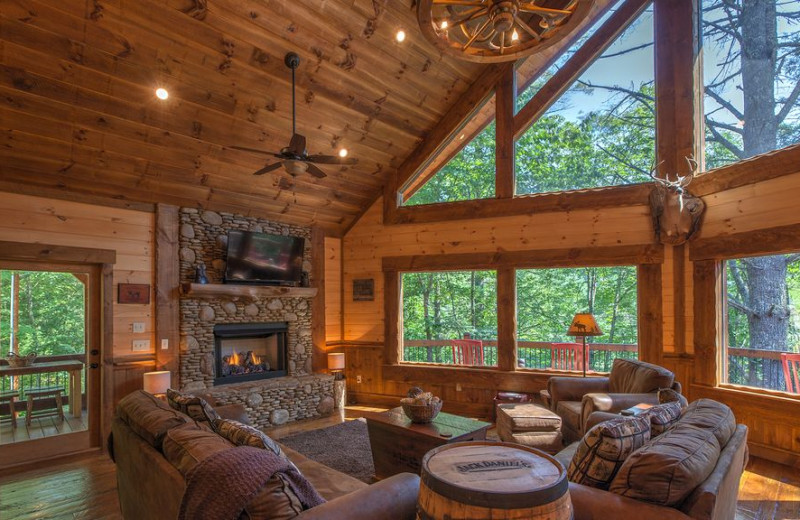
[545,358,683,443]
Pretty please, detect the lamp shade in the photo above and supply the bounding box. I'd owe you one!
[143,371,171,395]
[567,313,602,337]
[327,352,345,371]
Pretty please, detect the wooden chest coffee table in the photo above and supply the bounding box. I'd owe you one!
[365,407,492,479]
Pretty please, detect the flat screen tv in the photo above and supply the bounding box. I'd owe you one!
[224,230,305,285]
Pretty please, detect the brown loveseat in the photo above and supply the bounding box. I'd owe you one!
[110,391,419,520]
[546,358,683,442]
[554,399,749,520]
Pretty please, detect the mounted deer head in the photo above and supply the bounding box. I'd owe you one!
[649,157,705,246]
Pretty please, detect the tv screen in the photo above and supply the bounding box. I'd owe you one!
[224,231,305,285]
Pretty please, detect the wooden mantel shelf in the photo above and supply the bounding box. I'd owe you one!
[180,283,318,299]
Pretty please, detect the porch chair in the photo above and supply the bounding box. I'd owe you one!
[450,339,485,366]
[782,353,800,394]
[25,386,65,426]
[550,342,588,371]
[0,389,19,430]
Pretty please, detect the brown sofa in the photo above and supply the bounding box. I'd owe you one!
[546,358,683,442]
[110,391,419,520]
[554,399,749,520]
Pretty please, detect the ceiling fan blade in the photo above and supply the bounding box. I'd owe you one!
[288,134,306,155]
[253,162,284,176]
[307,154,358,165]
[305,163,327,178]
[230,145,279,156]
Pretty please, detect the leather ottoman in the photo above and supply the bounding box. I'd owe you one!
[496,402,563,454]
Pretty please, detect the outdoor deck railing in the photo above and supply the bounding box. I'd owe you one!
[403,340,797,392]
[0,354,85,400]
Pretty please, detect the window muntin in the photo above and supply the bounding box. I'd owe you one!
[515,8,655,195]
[723,253,800,392]
[401,270,498,366]
[516,266,638,371]
[702,1,800,169]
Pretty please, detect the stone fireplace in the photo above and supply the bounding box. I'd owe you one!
[214,322,288,385]
[178,208,334,429]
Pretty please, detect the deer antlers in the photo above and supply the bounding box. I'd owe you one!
[650,156,698,188]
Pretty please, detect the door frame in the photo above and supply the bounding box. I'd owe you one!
[0,241,114,470]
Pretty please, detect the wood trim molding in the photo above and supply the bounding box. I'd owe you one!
[692,260,720,387]
[311,228,327,373]
[513,0,652,139]
[384,270,401,366]
[0,241,116,265]
[387,183,650,225]
[382,244,663,272]
[692,143,800,196]
[690,223,800,261]
[496,267,517,371]
[155,204,180,381]
[638,264,663,364]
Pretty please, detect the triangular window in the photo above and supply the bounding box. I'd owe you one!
[515,7,655,195]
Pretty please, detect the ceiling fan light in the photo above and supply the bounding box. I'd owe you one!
[338,148,348,158]
[396,29,406,42]
[511,29,519,42]
[284,160,309,176]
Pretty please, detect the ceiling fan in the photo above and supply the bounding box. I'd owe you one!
[231,52,357,179]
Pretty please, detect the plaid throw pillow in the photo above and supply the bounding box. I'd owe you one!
[166,389,220,423]
[641,401,682,437]
[658,387,688,408]
[212,418,287,460]
[568,415,650,490]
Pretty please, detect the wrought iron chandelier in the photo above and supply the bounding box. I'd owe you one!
[417,0,594,63]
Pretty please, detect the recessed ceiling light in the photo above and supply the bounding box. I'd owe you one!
[338,148,348,158]
[396,30,406,43]
[440,20,448,30]
[155,88,169,100]
[511,29,519,42]
[459,134,465,140]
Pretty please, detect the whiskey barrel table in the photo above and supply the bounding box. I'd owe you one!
[417,441,573,520]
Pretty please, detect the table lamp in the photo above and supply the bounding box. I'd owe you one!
[327,352,345,380]
[567,313,602,378]
[143,370,171,397]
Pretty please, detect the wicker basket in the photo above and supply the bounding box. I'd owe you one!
[401,399,443,424]
[5,352,36,368]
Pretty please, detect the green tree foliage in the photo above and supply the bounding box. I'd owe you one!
[1,270,85,357]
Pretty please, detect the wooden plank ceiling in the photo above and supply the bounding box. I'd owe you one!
[0,0,483,234]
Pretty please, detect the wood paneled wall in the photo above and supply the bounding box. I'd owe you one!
[324,237,343,342]
[0,192,155,360]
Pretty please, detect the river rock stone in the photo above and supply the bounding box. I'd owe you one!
[252,225,263,233]
[304,384,312,394]
[216,234,228,248]
[296,300,308,311]
[180,247,196,263]
[284,312,298,322]
[304,358,313,374]
[244,303,260,316]
[267,299,283,311]
[222,301,237,315]
[295,343,305,356]
[183,381,207,392]
[199,306,215,321]
[247,392,263,408]
[200,353,215,375]
[317,397,334,415]
[180,223,195,239]
[181,335,200,351]
[270,409,289,425]
[201,211,223,226]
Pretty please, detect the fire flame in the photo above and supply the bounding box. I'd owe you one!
[228,351,240,366]
[250,352,261,365]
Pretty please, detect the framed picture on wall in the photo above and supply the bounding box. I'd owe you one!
[353,279,374,301]
[118,284,151,304]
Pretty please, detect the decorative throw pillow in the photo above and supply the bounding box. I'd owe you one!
[640,401,682,437]
[212,418,288,460]
[567,415,650,490]
[658,387,689,408]
[166,389,220,423]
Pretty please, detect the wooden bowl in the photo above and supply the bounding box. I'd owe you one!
[5,352,36,368]
[401,399,443,423]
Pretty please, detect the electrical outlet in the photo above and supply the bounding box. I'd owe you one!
[161,339,169,350]
[132,322,146,333]
[456,383,462,392]
[356,375,362,384]
[132,339,150,352]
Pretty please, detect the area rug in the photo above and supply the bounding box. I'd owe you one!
[279,419,375,483]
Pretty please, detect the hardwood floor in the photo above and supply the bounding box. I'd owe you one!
[0,406,797,520]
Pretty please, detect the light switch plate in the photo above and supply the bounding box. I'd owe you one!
[132,322,146,333]
[161,339,169,350]
[132,339,150,351]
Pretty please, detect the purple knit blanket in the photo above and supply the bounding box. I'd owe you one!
[178,445,325,520]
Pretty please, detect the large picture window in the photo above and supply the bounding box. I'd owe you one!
[401,270,498,366]
[723,253,800,393]
[702,1,800,169]
[516,266,638,372]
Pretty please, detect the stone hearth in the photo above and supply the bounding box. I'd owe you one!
[178,208,333,428]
